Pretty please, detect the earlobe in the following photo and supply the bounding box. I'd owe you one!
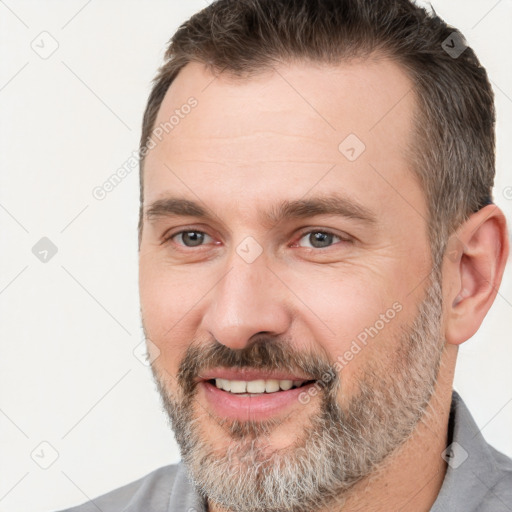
[444,205,509,346]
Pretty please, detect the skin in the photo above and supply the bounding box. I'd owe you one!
[138,58,509,511]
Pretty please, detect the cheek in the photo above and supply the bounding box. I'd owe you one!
[139,262,205,373]
[286,269,407,393]
[140,256,206,328]
[290,268,396,340]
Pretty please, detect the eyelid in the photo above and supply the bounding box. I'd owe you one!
[161,226,215,247]
[293,227,353,246]
[161,226,354,249]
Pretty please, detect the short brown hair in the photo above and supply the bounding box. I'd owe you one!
[138,0,495,265]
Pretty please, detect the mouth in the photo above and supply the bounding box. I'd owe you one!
[207,377,315,395]
[197,369,318,421]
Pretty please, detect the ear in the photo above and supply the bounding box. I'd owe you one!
[443,204,510,345]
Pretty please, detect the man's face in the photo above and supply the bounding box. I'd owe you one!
[138,59,445,511]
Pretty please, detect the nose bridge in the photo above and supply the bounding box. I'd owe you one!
[201,249,291,350]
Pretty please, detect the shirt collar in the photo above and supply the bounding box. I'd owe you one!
[430,389,504,511]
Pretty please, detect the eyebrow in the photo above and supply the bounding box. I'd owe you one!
[145,194,377,229]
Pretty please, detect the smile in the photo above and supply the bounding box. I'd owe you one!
[198,370,318,421]
[211,378,312,394]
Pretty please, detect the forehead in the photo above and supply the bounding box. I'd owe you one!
[143,58,426,229]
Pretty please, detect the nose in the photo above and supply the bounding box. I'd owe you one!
[200,253,292,350]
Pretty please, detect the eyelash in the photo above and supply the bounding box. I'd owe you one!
[162,228,352,250]
[294,228,352,248]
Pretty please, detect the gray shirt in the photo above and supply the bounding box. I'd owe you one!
[54,391,512,512]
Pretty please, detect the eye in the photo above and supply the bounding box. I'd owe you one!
[295,230,349,249]
[168,230,214,247]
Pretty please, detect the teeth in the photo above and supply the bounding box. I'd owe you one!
[230,380,247,393]
[247,380,266,393]
[215,378,231,391]
[265,379,280,393]
[213,378,306,394]
[280,380,293,390]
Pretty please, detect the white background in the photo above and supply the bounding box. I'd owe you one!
[0,1,511,511]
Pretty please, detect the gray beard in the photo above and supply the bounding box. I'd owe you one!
[148,269,445,512]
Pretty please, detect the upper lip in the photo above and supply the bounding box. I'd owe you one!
[198,368,315,383]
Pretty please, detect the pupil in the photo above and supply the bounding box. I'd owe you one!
[183,231,203,247]
[311,232,332,248]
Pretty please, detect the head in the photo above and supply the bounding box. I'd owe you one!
[137,1,509,511]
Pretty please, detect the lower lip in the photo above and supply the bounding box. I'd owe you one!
[199,380,316,422]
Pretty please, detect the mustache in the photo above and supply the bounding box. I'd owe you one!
[177,335,339,396]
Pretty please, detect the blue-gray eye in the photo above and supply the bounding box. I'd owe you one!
[298,231,342,249]
[173,231,212,247]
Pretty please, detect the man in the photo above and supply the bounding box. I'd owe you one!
[58,0,512,510]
